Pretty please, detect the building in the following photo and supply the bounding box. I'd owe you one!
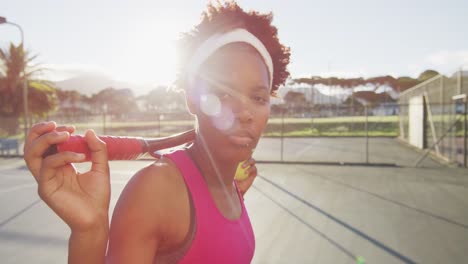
[398,70,468,167]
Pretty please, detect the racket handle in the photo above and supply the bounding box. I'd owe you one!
[42,129,196,161]
[43,135,146,161]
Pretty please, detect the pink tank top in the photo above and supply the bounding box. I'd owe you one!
[166,150,255,264]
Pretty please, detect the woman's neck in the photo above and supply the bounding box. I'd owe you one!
[187,135,237,190]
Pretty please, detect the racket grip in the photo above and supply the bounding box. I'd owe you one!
[43,135,146,161]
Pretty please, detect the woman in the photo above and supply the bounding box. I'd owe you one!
[24,1,290,263]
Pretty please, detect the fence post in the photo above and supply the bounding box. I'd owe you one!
[441,76,445,158]
[102,105,107,135]
[464,97,467,168]
[157,113,161,137]
[281,109,284,162]
[365,104,369,164]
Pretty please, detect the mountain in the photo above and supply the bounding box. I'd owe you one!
[53,73,155,96]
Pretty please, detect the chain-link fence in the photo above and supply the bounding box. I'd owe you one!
[399,68,467,167]
[1,103,416,166]
[43,111,196,137]
[0,116,22,156]
[3,88,464,167]
[257,104,447,167]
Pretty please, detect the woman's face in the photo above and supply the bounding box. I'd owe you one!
[189,43,271,163]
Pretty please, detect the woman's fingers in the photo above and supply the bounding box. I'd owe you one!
[24,122,76,182]
[235,158,258,195]
[39,151,86,183]
[56,125,75,134]
[30,131,70,158]
[25,121,56,150]
[25,130,71,181]
[246,163,257,178]
[84,130,109,176]
[241,158,257,178]
[242,158,256,168]
[38,151,85,201]
[25,122,74,153]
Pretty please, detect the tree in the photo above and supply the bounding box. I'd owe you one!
[91,87,138,118]
[28,81,59,117]
[144,86,186,113]
[418,69,439,81]
[0,43,58,134]
[283,91,307,115]
[145,86,169,113]
[283,91,307,106]
[56,89,86,112]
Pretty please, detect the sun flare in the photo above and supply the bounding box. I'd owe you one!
[114,24,179,86]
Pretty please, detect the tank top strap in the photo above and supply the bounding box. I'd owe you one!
[233,180,245,202]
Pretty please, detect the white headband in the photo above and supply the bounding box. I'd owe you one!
[187,28,274,89]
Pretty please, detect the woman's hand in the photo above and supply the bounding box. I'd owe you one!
[24,121,111,232]
[235,158,257,197]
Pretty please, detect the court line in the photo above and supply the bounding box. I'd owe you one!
[258,175,417,264]
[294,143,317,158]
[0,183,36,194]
[252,185,357,261]
[0,230,68,246]
[0,180,129,195]
[316,174,468,230]
[0,199,41,229]
[0,179,129,229]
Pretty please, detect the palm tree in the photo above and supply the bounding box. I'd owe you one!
[0,43,58,135]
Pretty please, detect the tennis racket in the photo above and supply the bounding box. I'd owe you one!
[42,129,196,161]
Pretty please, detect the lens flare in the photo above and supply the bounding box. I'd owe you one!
[200,93,235,131]
[213,104,235,131]
[200,93,221,116]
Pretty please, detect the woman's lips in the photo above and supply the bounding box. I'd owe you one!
[228,135,254,146]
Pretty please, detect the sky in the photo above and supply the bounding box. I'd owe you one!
[2,0,468,92]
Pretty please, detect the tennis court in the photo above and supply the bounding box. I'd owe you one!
[0,137,467,263]
[255,137,444,167]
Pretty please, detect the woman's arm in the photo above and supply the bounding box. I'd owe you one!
[23,122,111,264]
[106,162,180,263]
[24,122,187,264]
[67,159,177,264]
[69,226,109,264]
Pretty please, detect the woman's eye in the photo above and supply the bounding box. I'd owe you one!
[220,93,232,100]
[253,95,268,104]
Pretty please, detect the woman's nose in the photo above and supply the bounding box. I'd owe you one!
[231,94,254,123]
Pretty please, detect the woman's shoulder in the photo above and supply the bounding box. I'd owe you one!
[111,156,190,238]
[108,156,191,258]
[123,156,186,206]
